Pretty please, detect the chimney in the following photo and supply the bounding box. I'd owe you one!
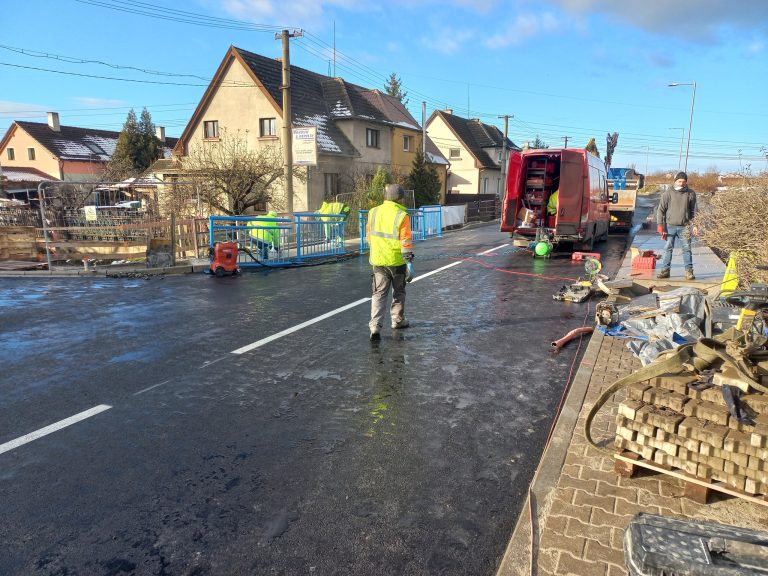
[47,112,60,132]
[156,126,166,143]
[444,108,453,115]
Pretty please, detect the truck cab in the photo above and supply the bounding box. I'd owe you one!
[607,167,643,232]
[500,148,610,250]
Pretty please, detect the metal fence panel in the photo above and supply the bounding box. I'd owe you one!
[358,206,442,253]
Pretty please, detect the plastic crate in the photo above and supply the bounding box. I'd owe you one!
[632,256,656,269]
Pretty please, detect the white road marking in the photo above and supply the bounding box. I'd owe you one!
[231,243,506,354]
[133,380,170,396]
[0,404,112,455]
[231,297,372,354]
[477,243,509,255]
[410,261,463,283]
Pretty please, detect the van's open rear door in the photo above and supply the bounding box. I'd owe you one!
[555,150,584,236]
[500,151,522,232]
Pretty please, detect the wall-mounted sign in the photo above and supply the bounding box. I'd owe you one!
[292,126,318,166]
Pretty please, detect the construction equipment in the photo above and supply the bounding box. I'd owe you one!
[724,284,768,337]
[553,257,605,303]
[607,167,643,233]
[209,241,240,277]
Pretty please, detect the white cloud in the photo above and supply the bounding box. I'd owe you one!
[746,40,765,54]
[421,26,474,55]
[0,101,47,119]
[484,12,559,49]
[546,0,768,41]
[75,97,127,107]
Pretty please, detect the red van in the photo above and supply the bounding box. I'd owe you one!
[500,148,610,250]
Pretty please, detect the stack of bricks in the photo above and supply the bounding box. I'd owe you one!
[615,373,768,496]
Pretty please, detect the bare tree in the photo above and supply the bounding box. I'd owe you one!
[179,129,303,215]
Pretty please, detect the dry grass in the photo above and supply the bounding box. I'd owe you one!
[694,178,768,288]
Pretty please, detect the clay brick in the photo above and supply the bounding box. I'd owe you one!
[558,475,599,495]
[722,448,749,468]
[653,374,693,395]
[615,499,661,517]
[683,399,730,426]
[697,463,713,480]
[557,553,606,576]
[748,455,768,471]
[742,394,768,415]
[572,491,614,516]
[545,514,569,535]
[584,539,626,566]
[566,517,613,548]
[750,425,768,448]
[642,386,689,413]
[549,496,592,524]
[678,417,729,449]
[616,425,636,443]
[726,473,746,491]
[700,386,726,405]
[724,429,751,452]
[595,481,638,504]
[627,383,650,401]
[591,506,633,530]
[618,399,643,420]
[541,530,584,558]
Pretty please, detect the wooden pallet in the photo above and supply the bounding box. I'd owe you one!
[614,450,768,507]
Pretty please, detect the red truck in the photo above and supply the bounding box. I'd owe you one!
[500,148,610,250]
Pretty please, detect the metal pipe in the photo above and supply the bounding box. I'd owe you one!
[37,182,52,270]
[551,326,594,350]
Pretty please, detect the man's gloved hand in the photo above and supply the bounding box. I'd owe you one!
[657,224,667,240]
[404,252,414,262]
[405,261,414,283]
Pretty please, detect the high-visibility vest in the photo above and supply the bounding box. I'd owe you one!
[249,212,280,247]
[547,189,559,215]
[368,201,410,267]
[319,201,350,219]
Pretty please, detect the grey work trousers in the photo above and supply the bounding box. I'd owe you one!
[369,265,407,333]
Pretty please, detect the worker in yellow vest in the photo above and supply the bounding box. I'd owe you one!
[318,200,350,243]
[366,184,414,341]
[249,211,280,261]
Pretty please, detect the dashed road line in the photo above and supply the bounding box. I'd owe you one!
[0,404,112,455]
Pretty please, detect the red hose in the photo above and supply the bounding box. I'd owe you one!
[551,326,594,350]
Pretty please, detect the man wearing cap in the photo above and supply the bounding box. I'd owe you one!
[366,184,414,341]
[656,171,697,280]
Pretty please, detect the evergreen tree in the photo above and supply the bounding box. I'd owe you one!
[605,132,619,170]
[384,73,408,105]
[108,108,162,179]
[585,137,600,158]
[532,135,549,149]
[369,166,392,206]
[407,149,441,207]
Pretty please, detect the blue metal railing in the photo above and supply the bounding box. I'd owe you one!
[358,205,443,253]
[209,213,348,267]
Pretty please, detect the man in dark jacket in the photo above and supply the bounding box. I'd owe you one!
[656,171,697,280]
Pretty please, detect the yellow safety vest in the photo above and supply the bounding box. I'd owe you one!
[368,201,408,267]
[249,212,280,247]
[547,189,559,215]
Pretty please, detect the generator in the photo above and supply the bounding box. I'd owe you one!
[209,242,240,277]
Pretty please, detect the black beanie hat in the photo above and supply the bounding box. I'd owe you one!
[674,171,688,181]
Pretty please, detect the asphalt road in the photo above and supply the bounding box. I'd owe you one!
[0,222,629,576]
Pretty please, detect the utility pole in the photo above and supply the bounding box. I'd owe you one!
[422,101,427,156]
[562,136,570,148]
[276,29,303,213]
[498,115,512,199]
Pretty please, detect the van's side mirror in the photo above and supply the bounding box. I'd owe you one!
[610,192,619,204]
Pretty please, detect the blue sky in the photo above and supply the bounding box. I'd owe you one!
[2,0,767,174]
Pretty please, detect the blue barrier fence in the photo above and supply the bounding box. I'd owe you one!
[209,212,348,268]
[358,205,443,252]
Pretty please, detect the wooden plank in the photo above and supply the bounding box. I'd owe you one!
[615,452,768,507]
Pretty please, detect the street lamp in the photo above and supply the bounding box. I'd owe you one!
[668,81,696,173]
[668,127,685,171]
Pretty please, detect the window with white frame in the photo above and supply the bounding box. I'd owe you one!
[259,118,276,137]
[403,135,412,152]
[449,148,461,159]
[203,120,219,139]
[27,148,35,160]
[6,148,14,161]
[483,178,488,194]
[366,128,380,148]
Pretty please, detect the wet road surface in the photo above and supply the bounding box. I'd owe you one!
[0,223,628,575]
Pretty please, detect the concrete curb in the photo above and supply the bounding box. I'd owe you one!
[0,263,209,278]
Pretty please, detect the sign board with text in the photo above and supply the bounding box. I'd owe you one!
[292,126,318,166]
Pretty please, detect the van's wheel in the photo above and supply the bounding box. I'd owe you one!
[214,266,225,277]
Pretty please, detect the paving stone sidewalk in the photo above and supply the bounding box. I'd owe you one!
[497,231,768,576]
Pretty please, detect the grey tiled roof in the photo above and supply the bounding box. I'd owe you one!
[13,121,178,162]
[234,47,424,158]
[434,112,519,168]
[0,166,57,182]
